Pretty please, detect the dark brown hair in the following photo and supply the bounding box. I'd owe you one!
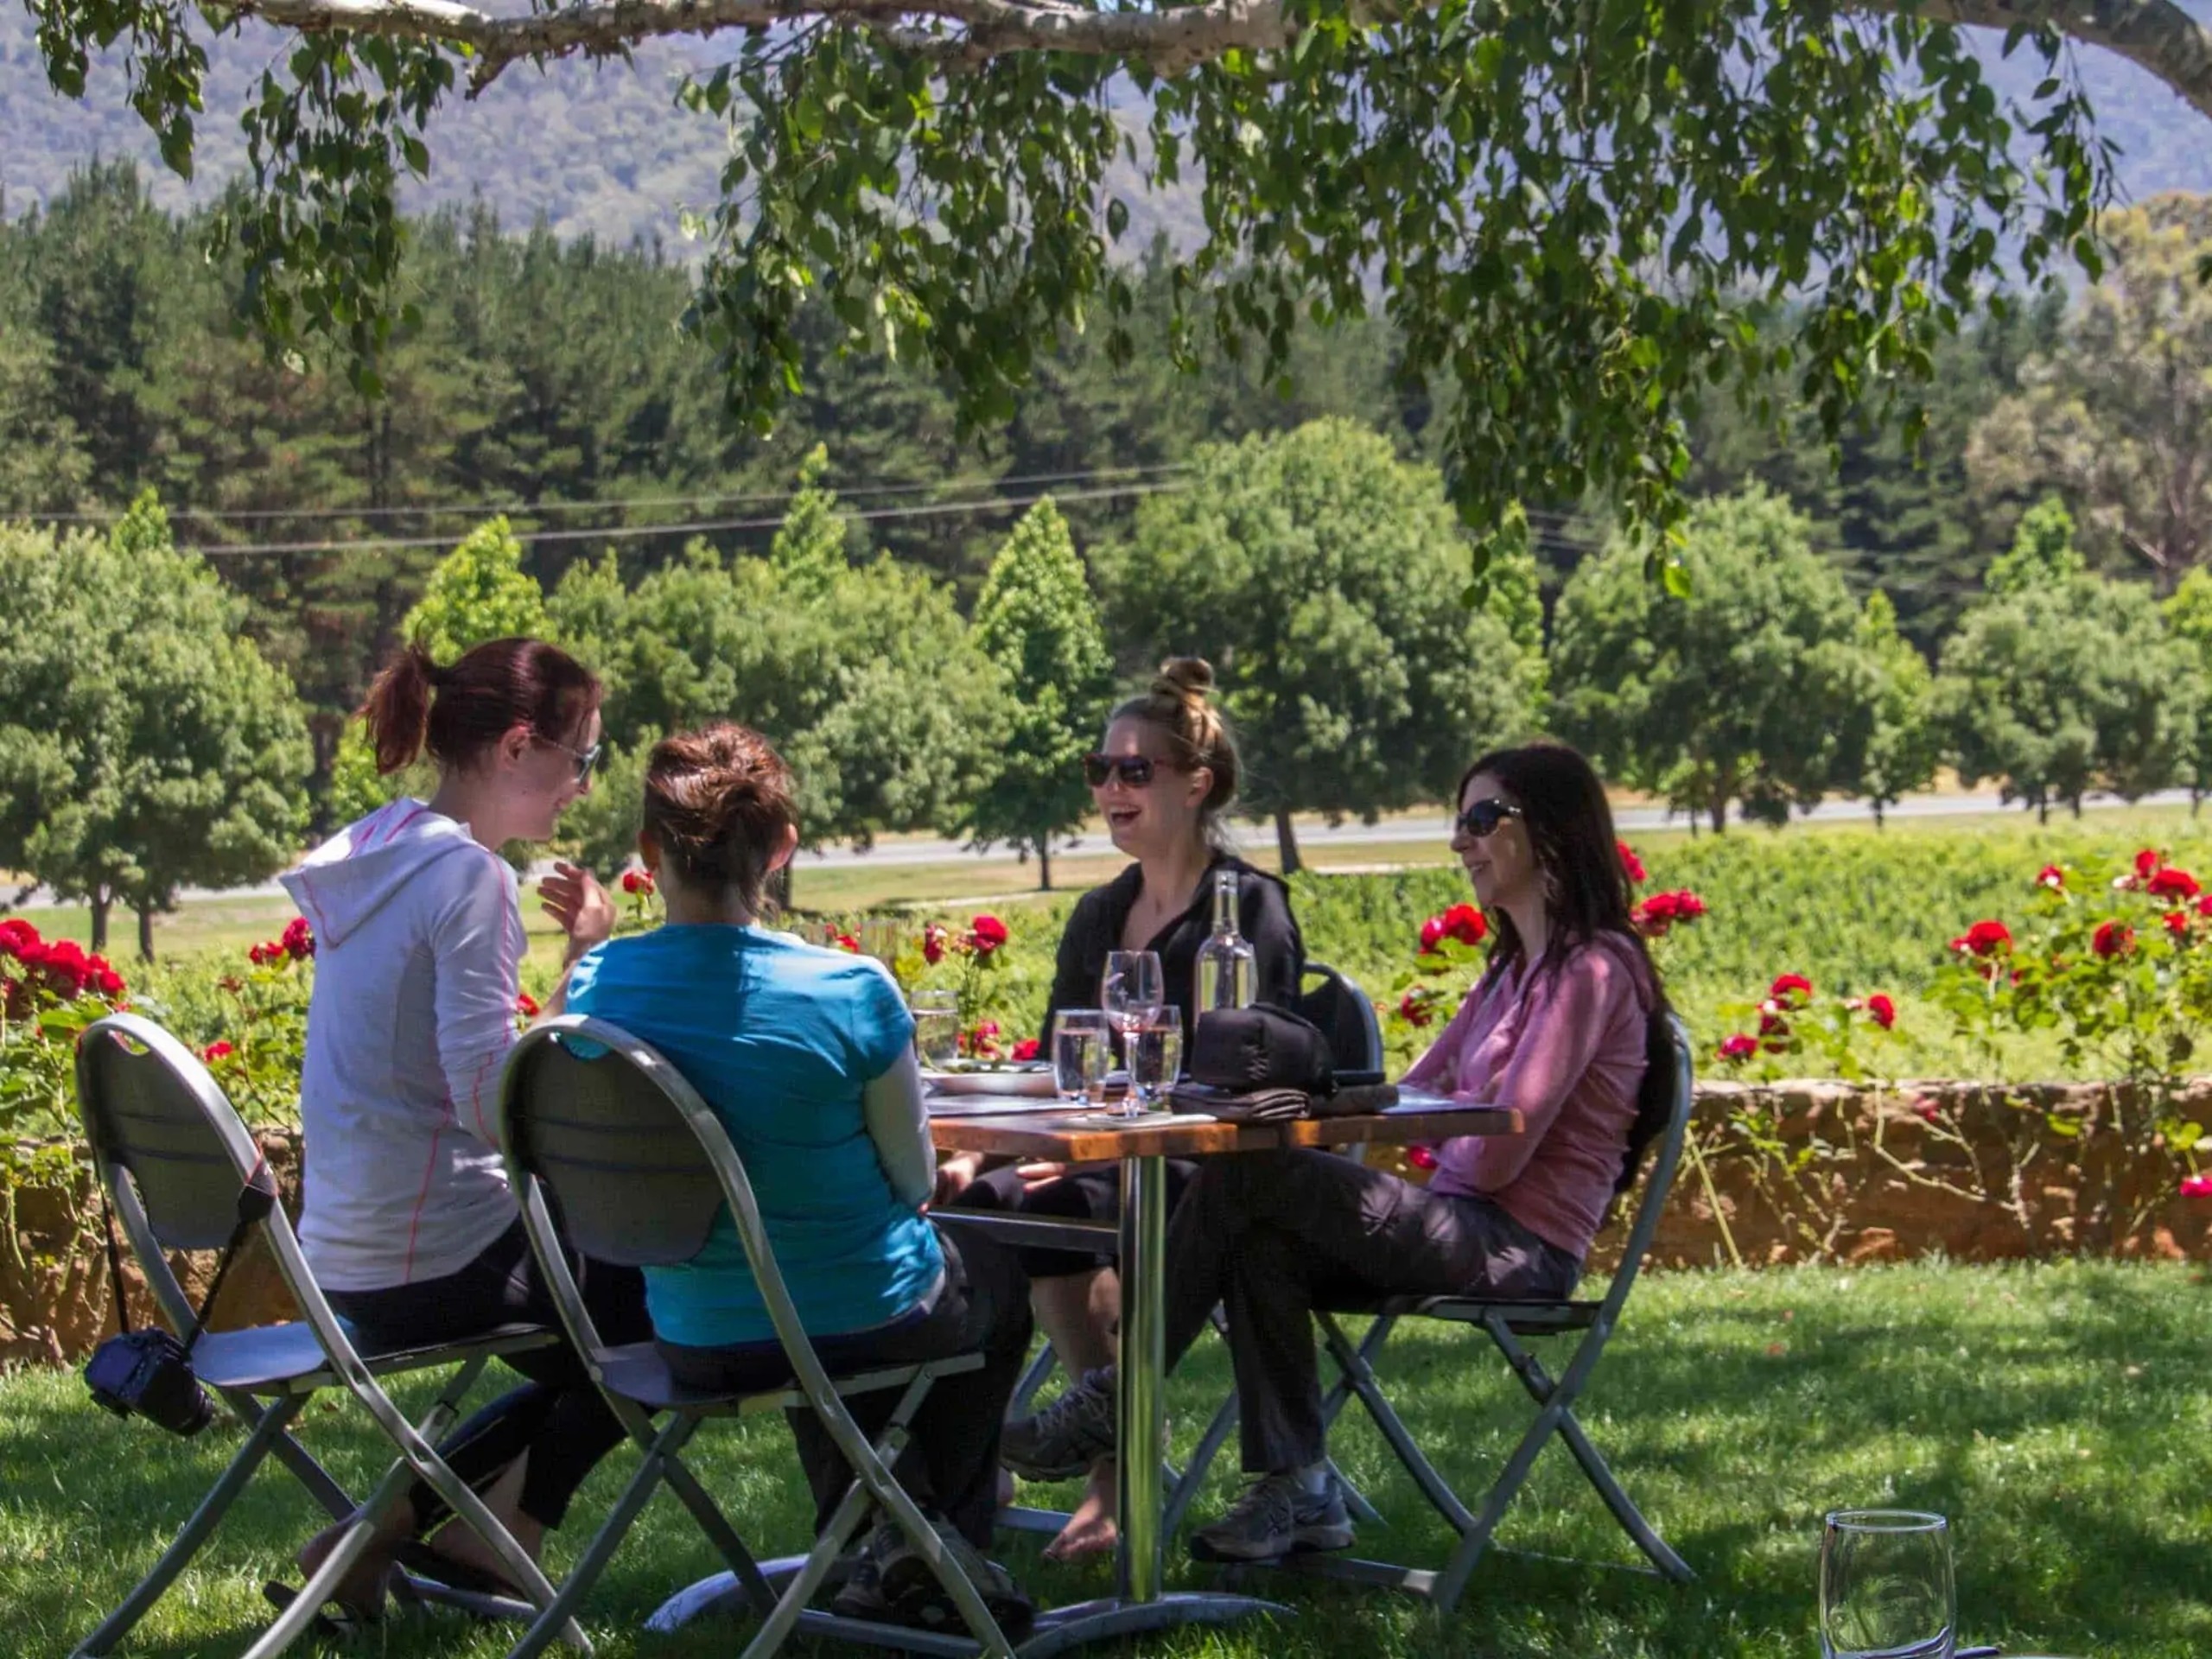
[359,638,600,777]
[1457,742,1675,1195]
[641,722,798,915]
[1109,657,1240,842]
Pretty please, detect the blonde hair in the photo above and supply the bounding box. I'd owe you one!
[1109,657,1240,842]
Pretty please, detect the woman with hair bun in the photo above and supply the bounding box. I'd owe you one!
[563,722,1035,1637]
[944,657,1306,1560]
[267,637,643,1630]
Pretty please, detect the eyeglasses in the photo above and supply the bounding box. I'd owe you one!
[1082,753,1175,789]
[1452,798,1523,840]
[541,736,602,785]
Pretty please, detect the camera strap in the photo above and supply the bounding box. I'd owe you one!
[99,1154,277,1351]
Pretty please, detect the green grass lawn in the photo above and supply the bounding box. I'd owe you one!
[4,1262,2205,1657]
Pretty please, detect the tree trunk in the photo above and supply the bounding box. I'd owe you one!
[1873,799,1887,830]
[1708,797,1727,836]
[1274,809,1304,876]
[136,904,155,962]
[2069,793,2085,818]
[2037,797,2050,824]
[89,892,110,953]
[1039,840,1053,892]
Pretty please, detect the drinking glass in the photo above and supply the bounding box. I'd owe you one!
[1128,1007,1184,1115]
[1820,1510,1956,1659]
[1052,1009,1112,1107]
[1100,951,1165,1053]
[910,989,960,1069]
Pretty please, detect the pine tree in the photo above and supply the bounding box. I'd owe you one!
[962,499,1114,888]
[769,444,852,600]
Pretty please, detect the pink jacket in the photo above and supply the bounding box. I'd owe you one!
[1402,933,1652,1262]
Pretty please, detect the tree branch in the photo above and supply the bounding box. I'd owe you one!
[206,0,2212,112]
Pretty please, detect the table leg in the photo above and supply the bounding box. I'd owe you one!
[1116,1149,1166,1604]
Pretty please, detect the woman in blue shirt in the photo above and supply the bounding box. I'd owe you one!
[565,722,1033,1637]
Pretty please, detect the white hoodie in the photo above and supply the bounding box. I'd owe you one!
[279,799,525,1291]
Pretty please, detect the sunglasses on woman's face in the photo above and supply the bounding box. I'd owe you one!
[1082,753,1171,789]
[542,737,602,785]
[1453,798,1523,840]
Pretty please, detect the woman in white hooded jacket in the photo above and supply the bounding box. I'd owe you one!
[267,636,630,1630]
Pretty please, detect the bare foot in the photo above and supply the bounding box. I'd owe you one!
[296,1515,402,1618]
[1041,1460,1119,1563]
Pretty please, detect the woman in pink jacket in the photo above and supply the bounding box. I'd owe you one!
[1001,742,1672,1566]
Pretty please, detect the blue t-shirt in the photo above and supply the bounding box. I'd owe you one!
[564,924,942,1348]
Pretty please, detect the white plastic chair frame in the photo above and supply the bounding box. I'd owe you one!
[1244,1014,1700,1610]
[68,1012,578,1659]
[497,1016,1014,1659]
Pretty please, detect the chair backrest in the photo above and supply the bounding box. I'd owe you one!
[1297,960,1385,1078]
[75,1013,270,1251]
[1593,1012,1694,1322]
[499,1017,849,1402]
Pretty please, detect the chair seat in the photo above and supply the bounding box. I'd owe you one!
[593,1341,987,1414]
[194,1321,555,1394]
[1381,1295,1601,1333]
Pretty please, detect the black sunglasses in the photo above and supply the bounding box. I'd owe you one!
[1081,753,1173,788]
[543,736,603,784]
[1452,798,1523,839]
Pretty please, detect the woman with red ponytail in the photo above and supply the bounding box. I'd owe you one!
[266,637,641,1630]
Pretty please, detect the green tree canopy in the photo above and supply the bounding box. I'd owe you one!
[1936,511,2202,818]
[1550,486,1872,833]
[0,495,310,955]
[1839,590,1942,826]
[961,498,1115,889]
[25,0,2179,549]
[1101,418,1543,871]
[2160,565,2212,809]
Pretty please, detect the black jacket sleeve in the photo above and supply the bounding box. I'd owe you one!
[1241,869,1306,1012]
[1041,890,1108,1051]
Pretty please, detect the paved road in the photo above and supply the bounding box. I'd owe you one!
[15,787,2199,908]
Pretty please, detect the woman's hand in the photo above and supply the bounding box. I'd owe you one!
[540,861,615,961]
[934,1152,984,1206]
[1015,1160,1070,1193]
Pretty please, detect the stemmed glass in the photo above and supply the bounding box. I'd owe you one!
[1052,1009,1112,1108]
[1100,950,1165,1058]
[1820,1510,1956,1659]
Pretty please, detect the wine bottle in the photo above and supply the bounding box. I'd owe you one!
[1192,868,1256,1022]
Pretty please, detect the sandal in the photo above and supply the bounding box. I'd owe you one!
[263,1579,383,1642]
[394,1540,526,1602]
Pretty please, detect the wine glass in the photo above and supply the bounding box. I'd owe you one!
[1820,1510,1955,1659]
[1052,1009,1112,1107]
[1128,1007,1183,1115]
[909,988,960,1069]
[1100,950,1165,1055]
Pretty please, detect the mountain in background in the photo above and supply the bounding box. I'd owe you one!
[3,5,2209,251]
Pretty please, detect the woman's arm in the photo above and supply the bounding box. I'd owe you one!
[1243,872,1306,1012]
[1464,947,1632,1185]
[1401,976,1488,1094]
[429,852,528,1146]
[862,1049,936,1210]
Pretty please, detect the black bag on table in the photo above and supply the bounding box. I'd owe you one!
[1169,1001,1338,1122]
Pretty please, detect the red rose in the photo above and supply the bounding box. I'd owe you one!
[0,918,37,957]
[248,941,272,966]
[1405,1144,1440,1172]
[1418,915,1447,954]
[620,869,642,894]
[201,1040,234,1063]
[2182,1173,2212,1199]
[1718,1033,1758,1062]
[969,914,1009,954]
[282,917,315,960]
[1011,1038,1041,1062]
[1768,973,1814,1007]
[2136,849,2162,880]
[1864,993,1897,1029]
[922,924,948,966]
[516,990,543,1019]
[2036,864,2065,892]
[833,932,861,953]
[1758,1007,1790,1042]
[91,958,125,999]
[1912,1096,1941,1124]
[2199,894,2212,919]
[2092,920,2134,958]
[1398,990,1434,1027]
[2166,911,2190,938]
[2148,867,2201,899]
[1443,904,1487,947]
[1949,920,2012,957]
[1617,841,1647,886]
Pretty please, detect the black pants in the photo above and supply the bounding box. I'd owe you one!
[954,1159,1196,1278]
[659,1222,1031,1549]
[327,1220,650,1532]
[1159,1148,1581,1473]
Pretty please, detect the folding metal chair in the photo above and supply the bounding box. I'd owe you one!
[68,1012,576,1659]
[1268,1013,1699,1609]
[496,1015,1018,1659]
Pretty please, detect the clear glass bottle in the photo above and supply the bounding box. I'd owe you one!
[1192,868,1256,1022]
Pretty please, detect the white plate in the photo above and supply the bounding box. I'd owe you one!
[922,1066,1058,1099]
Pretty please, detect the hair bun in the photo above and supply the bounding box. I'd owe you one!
[1155,657,1216,702]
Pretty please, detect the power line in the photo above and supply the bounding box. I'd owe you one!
[26,462,1193,527]
[181,480,1184,557]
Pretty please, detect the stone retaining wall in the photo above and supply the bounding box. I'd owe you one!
[10,1077,2210,1366]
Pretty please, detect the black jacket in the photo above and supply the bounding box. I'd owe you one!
[1039,853,1305,1048]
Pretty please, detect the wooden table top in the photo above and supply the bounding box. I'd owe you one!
[928,1104,1521,1161]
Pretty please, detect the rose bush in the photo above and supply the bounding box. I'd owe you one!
[0,920,130,1133]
